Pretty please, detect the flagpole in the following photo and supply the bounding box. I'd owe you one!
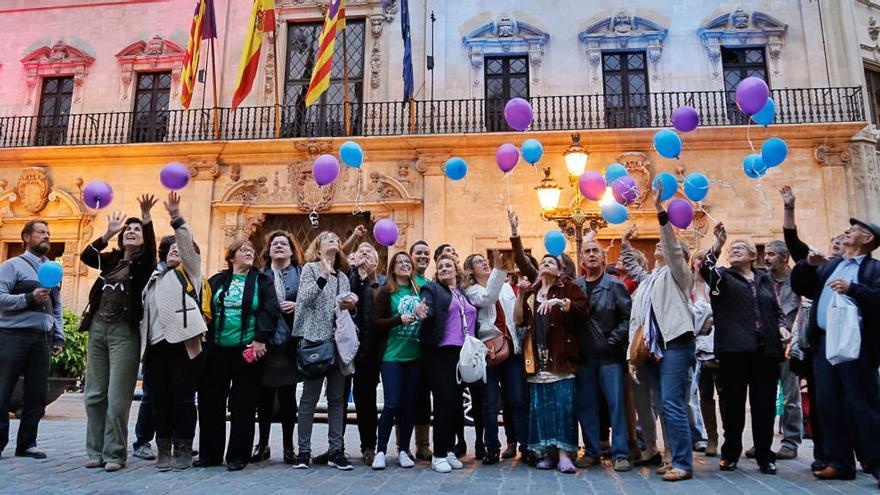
[210,38,220,139]
[409,96,415,133]
[271,30,281,138]
[342,25,350,137]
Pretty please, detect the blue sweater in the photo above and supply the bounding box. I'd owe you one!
[0,251,65,346]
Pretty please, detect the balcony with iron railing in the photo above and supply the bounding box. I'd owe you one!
[0,87,865,148]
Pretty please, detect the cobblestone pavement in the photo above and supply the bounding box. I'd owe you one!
[0,393,876,494]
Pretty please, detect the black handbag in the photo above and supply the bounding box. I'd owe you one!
[296,339,336,379]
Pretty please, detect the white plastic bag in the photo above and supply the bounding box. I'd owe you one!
[826,293,861,365]
[456,335,487,384]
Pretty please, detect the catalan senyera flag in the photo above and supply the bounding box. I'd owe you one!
[231,0,276,110]
[304,0,346,107]
[179,0,217,109]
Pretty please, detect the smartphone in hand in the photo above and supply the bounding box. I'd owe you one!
[242,346,256,363]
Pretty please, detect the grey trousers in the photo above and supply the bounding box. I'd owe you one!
[298,367,346,455]
[631,365,669,458]
[779,360,803,451]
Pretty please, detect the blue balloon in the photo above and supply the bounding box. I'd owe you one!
[38,261,63,288]
[683,173,710,202]
[751,98,776,127]
[653,129,682,159]
[743,154,768,179]
[544,230,566,257]
[444,157,468,181]
[521,138,544,164]
[601,202,629,225]
[339,141,363,168]
[605,163,628,184]
[761,137,788,168]
[652,172,678,201]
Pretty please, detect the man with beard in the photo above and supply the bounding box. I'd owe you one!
[0,220,65,459]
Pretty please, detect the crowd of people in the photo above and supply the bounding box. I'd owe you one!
[0,183,878,488]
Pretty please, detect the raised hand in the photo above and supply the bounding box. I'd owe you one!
[780,186,795,208]
[807,251,828,267]
[712,222,727,253]
[163,191,181,219]
[492,250,504,269]
[508,208,520,237]
[414,298,428,319]
[138,194,158,223]
[652,181,664,210]
[623,224,637,243]
[517,277,532,291]
[353,225,367,237]
[106,211,126,236]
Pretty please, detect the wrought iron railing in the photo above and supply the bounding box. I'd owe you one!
[0,87,864,148]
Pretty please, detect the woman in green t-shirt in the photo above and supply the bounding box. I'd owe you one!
[371,252,423,470]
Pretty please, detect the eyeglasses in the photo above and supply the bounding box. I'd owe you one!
[394,259,412,267]
[471,258,489,266]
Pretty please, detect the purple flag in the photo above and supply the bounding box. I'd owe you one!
[201,0,217,39]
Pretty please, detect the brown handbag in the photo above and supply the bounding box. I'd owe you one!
[485,333,511,367]
[629,324,648,367]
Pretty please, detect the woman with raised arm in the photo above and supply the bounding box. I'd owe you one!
[81,194,157,472]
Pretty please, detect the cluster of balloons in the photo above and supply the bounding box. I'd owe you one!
[312,140,365,187]
[495,138,544,174]
[741,138,787,180]
[730,77,788,179]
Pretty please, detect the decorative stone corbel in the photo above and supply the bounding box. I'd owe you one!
[814,144,852,168]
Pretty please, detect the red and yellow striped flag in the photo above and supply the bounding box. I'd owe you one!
[231,0,276,110]
[304,0,346,107]
[179,0,217,109]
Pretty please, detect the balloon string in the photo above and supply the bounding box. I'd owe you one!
[696,201,718,223]
[504,174,512,211]
[754,178,774,220]
[352,168,365,215]
[746,120,756,154]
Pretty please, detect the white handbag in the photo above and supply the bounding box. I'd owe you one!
[826,293,861,365]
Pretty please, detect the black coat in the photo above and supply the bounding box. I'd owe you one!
[574,273,631,363]
[207,267,279,347]
[791,255,880,367]
[348,269,386,359]
[419,281,458,347]
[701,251,786,360]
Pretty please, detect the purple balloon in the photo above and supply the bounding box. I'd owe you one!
[373,219,399,247]
[160,162,190,190]
[313,154,340,186]
[504,98,533,131]
[495,143,519,173]
[82,180,113,209]
[667,198,695,229]
[578,171,606,201]
[735,77,770,115]
[671,106,700,133]
[611,176,638,206]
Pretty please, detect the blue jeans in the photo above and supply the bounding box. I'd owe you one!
[575,361,629,460]
[646,342,695,472]
[377,360,421,454]
[483,355,528,453]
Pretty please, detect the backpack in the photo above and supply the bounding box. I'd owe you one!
[173,267,212,325]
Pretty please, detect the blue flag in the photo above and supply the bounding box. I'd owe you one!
[401,0,414,101]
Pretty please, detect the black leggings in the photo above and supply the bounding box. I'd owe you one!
[422,346,460,456]
[256,385,297,451]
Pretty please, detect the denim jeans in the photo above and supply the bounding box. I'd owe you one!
[645,341,695,472]
[133,378,153,449]
[778,359,803,451]
[688,363,706,443]
[377,360,421,454]
[575,361,629,460]
[482,355,528,454]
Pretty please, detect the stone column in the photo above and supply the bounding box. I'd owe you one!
[416,155,446,249]
[814,143,854,239]
[848,127,880,224]
[186,157,219,270]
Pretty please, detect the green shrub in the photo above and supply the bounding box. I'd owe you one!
[51,310,87,381]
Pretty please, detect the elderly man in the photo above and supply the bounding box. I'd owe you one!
[791,218,880,488]
[574,239,633,471]
[0,220,65,459]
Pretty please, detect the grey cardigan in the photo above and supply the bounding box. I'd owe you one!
[292,262,350,342]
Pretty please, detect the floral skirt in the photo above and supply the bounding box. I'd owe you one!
[528,378,577,453]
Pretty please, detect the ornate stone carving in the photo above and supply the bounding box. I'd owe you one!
[15,167,51,214]
[699,9,787,79]
[230,164,242,182]
[289,161,337,212]
[579,12,667,90]
[370,47,382,89]
[463,15,549,94]
[870,17,880,42]
[265,32,277,99]
[21,41,95,104]
[294,139,333,157]
[814,144,852,168]
[115,36,185,100]
[227,177,269,202]
[616,151,654,208]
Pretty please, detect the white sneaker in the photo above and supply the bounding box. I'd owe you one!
[446,452,463,469]
[371,452,386,470]
[431,456,452,473]
[398,451,415,468]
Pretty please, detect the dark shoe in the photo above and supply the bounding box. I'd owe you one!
[744,447,755,459]
[453,441,466,458]
[523,450,539,467]
[481,451,499,465]
[193,457,221,468]
[705,439,718,457]
[474,442,486,460]
[155,439,173,472]
[250,444,270,463]
[810,459,828,472]
[328,451,353,471]
[634,453,662,466]
[501,444,517,459]
[312,450,330,465]
[812,466,856,480]
[775,446,797,460]
[293,452,311,469]
[15,447,46,460]
[575,455,600,468]
[226,459,246,472]
[759,462,777,475]
[283,448,296,465]
[172,439,193,471]
[362,449,375,466]
[719,459,738,471]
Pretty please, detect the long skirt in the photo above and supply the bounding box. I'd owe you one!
[528,378,577,453]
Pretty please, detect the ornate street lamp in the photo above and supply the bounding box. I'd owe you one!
[563,133,589,179]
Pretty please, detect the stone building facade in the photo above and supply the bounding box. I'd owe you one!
[0,0,877,312]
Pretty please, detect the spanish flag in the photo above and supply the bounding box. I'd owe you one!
[179,0,217,109]
[304,0,346,107]
[231,0,276,110]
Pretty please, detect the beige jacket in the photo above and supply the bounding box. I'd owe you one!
[622,220,695,361]
[140,218,206,359]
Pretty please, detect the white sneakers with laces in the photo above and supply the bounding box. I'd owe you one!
[398,451,415,468]
[371,452,386,470]
[446,452,463,469]
[431,456,451,473]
